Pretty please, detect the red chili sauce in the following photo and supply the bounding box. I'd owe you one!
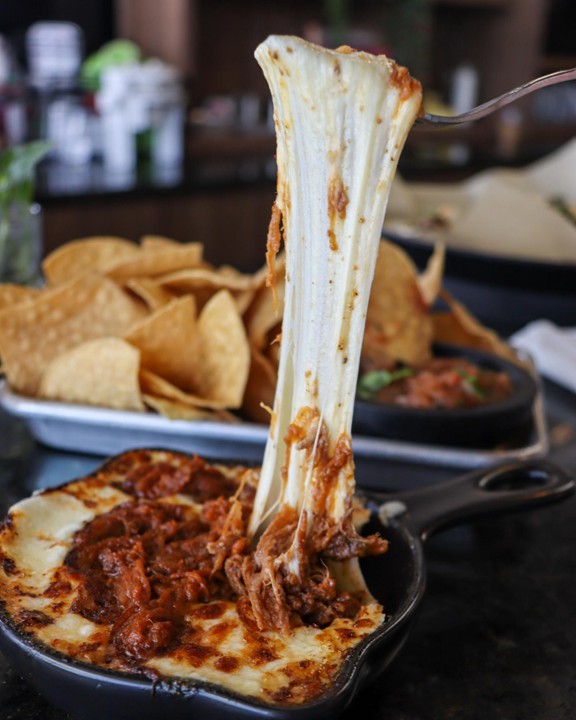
[64,454,254,665]
[360,357,513,409]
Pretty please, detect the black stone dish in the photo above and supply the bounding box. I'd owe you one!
[353,343,538,448]
[0,455,573,720]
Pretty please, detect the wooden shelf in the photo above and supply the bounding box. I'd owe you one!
[521,122,576,146]
[431,0,509,7]
[187,128,275,160]
[539,55,576,74]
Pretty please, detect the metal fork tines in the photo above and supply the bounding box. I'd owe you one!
[416,66,576,127]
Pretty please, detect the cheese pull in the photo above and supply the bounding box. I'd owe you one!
[241,35,422,631]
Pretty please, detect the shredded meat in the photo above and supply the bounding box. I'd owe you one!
[64,449,385,659]
[116,453,247,502]
[309,511,388,560]
[65,483,251,663]
[225,504,387,634]
[226,412,389,634]
[266,201,283,313]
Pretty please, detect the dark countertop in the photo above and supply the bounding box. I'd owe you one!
[0,379,575,719]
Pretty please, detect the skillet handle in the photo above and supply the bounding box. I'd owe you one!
[379,459,574,542]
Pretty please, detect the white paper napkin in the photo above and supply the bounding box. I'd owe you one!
[510,320,576,393]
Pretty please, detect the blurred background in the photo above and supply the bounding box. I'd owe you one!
[0,0,574,277]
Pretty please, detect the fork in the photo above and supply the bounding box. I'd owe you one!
[415,66,576,127]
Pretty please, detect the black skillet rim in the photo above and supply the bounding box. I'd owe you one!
[0,451,427,718]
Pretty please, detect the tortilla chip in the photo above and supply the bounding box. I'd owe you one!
[0,274,147,396]
[125,296,201,392]
[42,237,139,286]
[196,290,251,408]
[433,289,517,362]
[139,368,231,409]
[233,289,258,316]
[241,348,277,424]
[265,332,282,369]
[0,284,41,311]
[155,266,261,294]
[38,338,144,410]
[106,242,204,282]
[363,240,433,368]
[143,394,238,422]
[124,278,178,311]
[244,267,286,350]
[417,241,445,307]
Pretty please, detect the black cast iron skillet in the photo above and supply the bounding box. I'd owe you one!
[0,457,573,720]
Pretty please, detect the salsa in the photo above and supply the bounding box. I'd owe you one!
[358,357,513,409]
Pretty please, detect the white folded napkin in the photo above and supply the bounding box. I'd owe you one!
[510,320,576,393]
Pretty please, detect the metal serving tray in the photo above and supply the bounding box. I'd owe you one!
[0,378,548,470]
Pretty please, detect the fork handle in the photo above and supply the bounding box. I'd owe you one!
[416,66,576,127]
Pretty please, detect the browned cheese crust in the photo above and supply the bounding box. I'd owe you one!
[0,449,385,705]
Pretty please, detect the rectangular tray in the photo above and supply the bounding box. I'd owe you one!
[0,377,548,470]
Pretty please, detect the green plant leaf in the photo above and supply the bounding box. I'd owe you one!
[0,141,50,283]
[0,141,52,203]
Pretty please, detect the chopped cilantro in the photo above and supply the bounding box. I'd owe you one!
[357,367,414,400]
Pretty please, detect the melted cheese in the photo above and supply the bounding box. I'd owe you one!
[0,459,383,705]
[249,36,422,538]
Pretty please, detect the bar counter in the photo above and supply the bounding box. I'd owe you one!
[0,377,575,719]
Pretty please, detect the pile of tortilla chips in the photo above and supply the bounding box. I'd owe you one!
[0,234,514,425]
[362,238,516,372]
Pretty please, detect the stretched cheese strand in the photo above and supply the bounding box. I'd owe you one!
[249,36,422,540]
